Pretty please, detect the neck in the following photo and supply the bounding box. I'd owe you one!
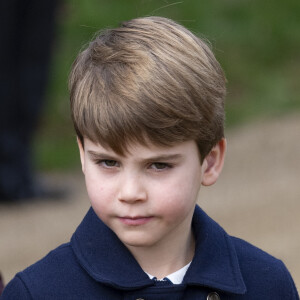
[126,225,195,279]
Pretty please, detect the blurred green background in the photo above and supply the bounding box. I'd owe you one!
[35,0,300,170]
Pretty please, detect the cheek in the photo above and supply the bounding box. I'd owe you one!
[154,179,200,219]
[84,170,115,215]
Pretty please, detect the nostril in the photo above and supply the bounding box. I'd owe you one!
[117,185,147,203]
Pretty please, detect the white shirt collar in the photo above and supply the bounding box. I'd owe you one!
[145,262,191,284]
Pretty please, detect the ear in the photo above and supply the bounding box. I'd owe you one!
[201,138,226,186]
[77,137,85,174]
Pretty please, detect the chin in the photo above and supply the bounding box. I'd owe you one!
[119,234,158,248]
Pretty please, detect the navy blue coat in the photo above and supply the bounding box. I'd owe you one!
[1,206,299,299]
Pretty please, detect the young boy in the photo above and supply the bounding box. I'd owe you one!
[1,16,299,299]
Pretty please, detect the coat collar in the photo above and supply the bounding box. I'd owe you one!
[71,205,246,294]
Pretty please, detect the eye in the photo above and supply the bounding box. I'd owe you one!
[150,162,171,171]
[97,160,119,168]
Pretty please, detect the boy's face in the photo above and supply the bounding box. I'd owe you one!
[78,138,224,251]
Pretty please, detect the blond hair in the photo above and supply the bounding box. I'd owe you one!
[69,16,226,162]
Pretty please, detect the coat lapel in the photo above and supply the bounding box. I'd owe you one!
[184,206,246,294]
[71,205,246,294]
[71,207,153,290]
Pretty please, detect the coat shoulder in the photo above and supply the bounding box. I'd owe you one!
[21,243,76,282]
[232,236,282,266]
[231,236,299,299]
[2,243,95,299]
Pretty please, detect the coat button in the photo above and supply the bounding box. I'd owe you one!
[207,292,220,300]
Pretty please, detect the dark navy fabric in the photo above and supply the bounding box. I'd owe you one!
[1,206,299,299]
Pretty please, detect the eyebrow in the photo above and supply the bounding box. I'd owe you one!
[142,154,183,162]
[88,151,117,161]
[87,151,183,162]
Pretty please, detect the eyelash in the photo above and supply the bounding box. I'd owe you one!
[94,160,173,171]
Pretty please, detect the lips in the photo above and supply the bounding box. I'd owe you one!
[118,216,153,226]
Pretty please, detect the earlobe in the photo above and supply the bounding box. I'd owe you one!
[201,138,226,186]
[77,137,85,174]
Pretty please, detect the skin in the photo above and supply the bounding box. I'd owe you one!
[78,138,226,278]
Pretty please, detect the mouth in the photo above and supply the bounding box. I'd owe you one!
[118,216,153,226]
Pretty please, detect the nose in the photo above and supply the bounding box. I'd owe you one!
[117,172,147,203]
